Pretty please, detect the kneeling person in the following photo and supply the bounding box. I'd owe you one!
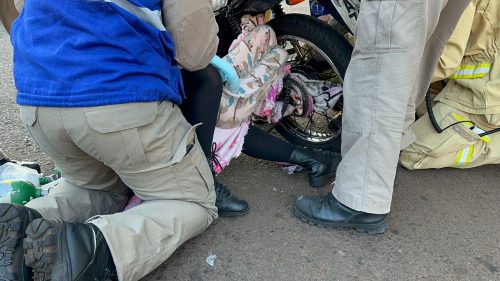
[0,0,217,280]
[400,0,500,170]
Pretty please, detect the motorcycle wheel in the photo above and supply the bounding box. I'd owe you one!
[268,14,353,152]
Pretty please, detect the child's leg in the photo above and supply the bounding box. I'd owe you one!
[242,125,294,162]
[181,65,223,156]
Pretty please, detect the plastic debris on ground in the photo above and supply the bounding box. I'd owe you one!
[276,162,304,175]
[206,254,217,267]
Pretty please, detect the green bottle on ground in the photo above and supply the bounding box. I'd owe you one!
[0,180,49,205]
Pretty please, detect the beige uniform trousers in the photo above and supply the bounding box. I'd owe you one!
[400,102,500,169]
[19,101,217,281]
[333,0,471,214]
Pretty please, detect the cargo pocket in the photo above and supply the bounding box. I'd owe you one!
[355,0,424,52]
[171,137,214,203]
[424,113,480,158]
[84,103,160,169]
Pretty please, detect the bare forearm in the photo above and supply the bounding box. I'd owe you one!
[0,0,19,34]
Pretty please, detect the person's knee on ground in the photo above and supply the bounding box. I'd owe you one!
[23,219,116,281]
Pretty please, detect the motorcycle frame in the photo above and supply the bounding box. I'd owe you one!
[312,0,359,34]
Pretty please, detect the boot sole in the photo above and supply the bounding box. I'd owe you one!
[218,207,249,217]
[0,204,32,281]
[23,219,61,281]
[293,204,388,234]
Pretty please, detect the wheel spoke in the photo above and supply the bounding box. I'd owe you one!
[275,34,345,145]
[317,112,332,125]
[290,40,305,62]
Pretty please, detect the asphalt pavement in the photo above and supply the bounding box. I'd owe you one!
[0,23,499,281]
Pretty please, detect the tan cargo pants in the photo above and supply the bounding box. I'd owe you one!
[400,102,500,169]
[19,101,217,281]
[333,0,471,214]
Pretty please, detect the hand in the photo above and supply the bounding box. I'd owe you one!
[210,56,240,93]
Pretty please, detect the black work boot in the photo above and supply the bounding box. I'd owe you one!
[215,179,249,217]
[24,219,117,281]
[294,193,388,234]
[207,145,249,217]
[288,147,342,187]
[0,204,42,281]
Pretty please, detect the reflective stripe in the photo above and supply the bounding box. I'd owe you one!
[451,63,491,79]
[451,113,491,142]
[453,145,474,167]
[104,0,166,31]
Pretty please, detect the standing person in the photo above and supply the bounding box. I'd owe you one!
[0,1,217,281]
[400,0,500,170]
[294,0,472,234]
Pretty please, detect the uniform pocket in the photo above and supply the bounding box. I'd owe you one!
[84,103,160,168]
[355,0,423,52]
[190,141,215,192]
[172,138,215,203]
[85,103,159,133]
[424,113,480,158]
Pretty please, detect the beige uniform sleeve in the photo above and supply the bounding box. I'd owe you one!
[162,0,219,71]
[432,2,475,82]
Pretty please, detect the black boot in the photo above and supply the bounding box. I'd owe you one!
[0,204,42,281]
[215,179,249,217]
[24,219,117,281]
[294,193,388,234]
[207,144,249,217]
[288,147,342,187]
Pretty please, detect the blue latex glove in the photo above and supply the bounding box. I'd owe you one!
[210,56,240,93]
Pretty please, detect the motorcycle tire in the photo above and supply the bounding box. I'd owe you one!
[268,14,352,152]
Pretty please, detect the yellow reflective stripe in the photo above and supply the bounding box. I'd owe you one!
[451,63,491,79]
[453,145,474,167]
[454,149,465,167]
[456,63,491,70]
[451,113,474,127]
[451,113,491,142]
[471,127,491,143]
[465,145,474,165]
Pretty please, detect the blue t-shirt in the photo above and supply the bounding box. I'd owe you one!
[11,0,184,107]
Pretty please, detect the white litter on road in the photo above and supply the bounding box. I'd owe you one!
[282,165,304,175]
[206,254,217,267]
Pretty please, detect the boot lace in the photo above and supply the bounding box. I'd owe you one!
[210,142,224,175]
